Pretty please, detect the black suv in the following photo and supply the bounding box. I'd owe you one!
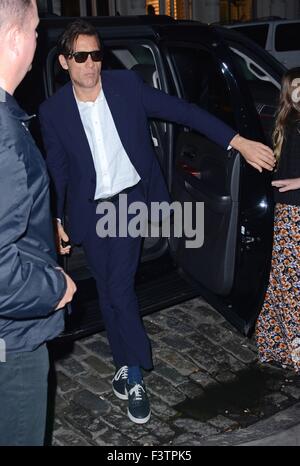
[15,15,285,340]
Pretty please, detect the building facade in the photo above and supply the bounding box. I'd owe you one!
[37,0,300,22]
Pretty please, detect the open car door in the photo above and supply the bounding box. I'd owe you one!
[165,41,275,335]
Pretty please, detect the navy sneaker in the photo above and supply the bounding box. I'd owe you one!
[126,380,151,424]
[112,366,128,400]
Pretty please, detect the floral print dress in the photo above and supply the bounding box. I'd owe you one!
[255,203,300,373]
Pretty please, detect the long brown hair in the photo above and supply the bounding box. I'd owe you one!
[273,67,300,161]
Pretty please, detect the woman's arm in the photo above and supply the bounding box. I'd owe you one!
[272,178,300,192]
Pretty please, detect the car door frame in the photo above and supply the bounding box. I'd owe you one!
[159,36,275,335]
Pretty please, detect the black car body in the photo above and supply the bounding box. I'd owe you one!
[15,15,285,340]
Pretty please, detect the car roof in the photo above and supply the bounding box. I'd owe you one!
[36,15,221,51]
[226,18,300,27]
[39,13,176,26]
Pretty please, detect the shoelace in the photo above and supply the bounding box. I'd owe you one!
[114,366,128,381]
[129,383,145,401]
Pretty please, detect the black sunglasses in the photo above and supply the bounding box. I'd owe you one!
[67,50,104,63]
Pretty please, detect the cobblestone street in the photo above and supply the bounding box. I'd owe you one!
[49,297,300,446]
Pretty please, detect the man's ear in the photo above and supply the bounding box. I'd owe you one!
[7,26,21,58]
[58,54,69,70]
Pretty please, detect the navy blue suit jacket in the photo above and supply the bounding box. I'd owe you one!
[39,70,236,244]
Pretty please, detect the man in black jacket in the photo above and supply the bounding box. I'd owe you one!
[0,0,76,446]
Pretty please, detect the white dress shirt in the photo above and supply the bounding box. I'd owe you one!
[74,87,140,200]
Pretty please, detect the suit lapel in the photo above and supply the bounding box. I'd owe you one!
[61,83,96,175]
[101,72,133,161]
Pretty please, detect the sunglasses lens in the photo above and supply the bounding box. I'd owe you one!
[91,51,103,62]
[70,50,103,63]
[74,52,88,63]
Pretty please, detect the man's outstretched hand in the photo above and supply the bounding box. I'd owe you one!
[230,134,275,173]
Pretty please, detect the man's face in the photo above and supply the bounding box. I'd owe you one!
[59,34,102,91]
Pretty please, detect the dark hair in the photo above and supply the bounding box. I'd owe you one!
[58,19,102,56]
[273,67,300,161]
[0,0,33,30]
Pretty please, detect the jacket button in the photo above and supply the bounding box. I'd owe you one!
[88,198,93,203]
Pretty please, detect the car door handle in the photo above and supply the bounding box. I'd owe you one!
[177,161,201,179]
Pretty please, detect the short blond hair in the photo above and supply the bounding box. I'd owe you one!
[0,0,33,32]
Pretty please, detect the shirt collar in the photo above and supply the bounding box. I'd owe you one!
[0,86,35,122]
[73,83,104,106]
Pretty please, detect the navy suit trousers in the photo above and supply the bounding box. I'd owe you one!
[82,183,152,370]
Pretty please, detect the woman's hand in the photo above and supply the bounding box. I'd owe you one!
[272,178,300,192]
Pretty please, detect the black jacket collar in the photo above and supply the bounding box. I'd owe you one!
[0,86,34,122]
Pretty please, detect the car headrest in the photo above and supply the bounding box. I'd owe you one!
[131,64,159,88]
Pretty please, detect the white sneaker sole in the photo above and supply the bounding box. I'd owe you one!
[112,386,128,400]
[127,409,151,424]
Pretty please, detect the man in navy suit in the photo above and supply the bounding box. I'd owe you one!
[39,20,275,424]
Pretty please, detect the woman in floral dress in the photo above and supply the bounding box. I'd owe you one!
[256,67,300,373]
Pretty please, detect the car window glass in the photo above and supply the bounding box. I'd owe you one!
[231,24,269,49]
[275,23,300,52]
[229,46,280,144]
[103,44,161,89]
[168,46,236,129]
[103,43,166,154]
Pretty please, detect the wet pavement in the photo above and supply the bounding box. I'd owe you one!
[47,296,300,446]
